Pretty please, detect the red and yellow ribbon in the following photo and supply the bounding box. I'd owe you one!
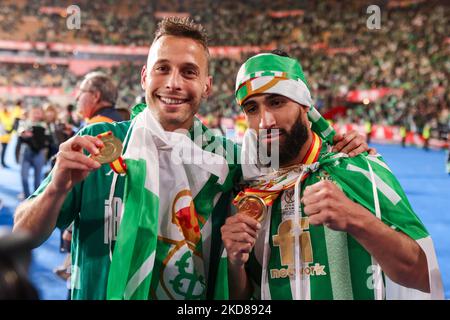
[109,156,127,174]
[234,132,322,207]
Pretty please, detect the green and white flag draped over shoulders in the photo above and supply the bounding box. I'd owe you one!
[106,107,238,300]
[242,148,444,300]
[233,52,443,300]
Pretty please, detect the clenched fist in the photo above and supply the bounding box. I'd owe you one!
[302,180,364,232]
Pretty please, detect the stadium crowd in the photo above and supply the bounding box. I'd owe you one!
[0,0,448,137]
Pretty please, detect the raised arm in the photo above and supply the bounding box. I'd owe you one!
[13,135,103,246]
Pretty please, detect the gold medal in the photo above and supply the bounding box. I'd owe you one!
[91,132,123,164]
[236,195,267,222]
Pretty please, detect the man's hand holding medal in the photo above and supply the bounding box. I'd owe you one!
[221,195,266,267]
[50,131,124,195]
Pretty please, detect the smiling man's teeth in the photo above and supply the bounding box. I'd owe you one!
[159,97,185,105]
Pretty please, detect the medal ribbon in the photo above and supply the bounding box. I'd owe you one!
[233,132,322,206]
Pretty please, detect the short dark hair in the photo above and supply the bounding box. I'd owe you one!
[271,49,291,58]
[154,17,209,55]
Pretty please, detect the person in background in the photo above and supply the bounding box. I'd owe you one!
[11,100,25,132]
[13,100,26,166]
[65,104,81,130]
[0,104,14,168]
[17,106,49,199]
[422,122,431,151]
[400,124,407,148]
[364,118,372,144]
[75,72,122,125]
[53,224,72,300]
[43,103,76,178]
[44,104,63,163]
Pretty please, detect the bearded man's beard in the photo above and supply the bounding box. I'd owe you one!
[258,113,309,168]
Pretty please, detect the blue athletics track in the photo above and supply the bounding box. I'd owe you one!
[1,137,449,300]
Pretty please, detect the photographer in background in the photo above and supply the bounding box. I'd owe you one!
[43,103,76,176]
